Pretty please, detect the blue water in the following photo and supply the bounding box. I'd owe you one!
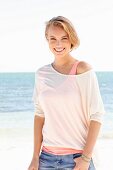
[0,72,113,138]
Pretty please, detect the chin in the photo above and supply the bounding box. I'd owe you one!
[54,53,68,58]
[53,50,69,57]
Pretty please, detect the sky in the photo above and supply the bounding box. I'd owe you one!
[0,0,113,72]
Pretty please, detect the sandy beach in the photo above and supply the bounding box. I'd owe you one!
[0,137,113,170]
[97,139,113,170]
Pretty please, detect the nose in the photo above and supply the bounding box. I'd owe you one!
[56,40,62,47]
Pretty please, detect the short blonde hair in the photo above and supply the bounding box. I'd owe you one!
[45,16,80,50]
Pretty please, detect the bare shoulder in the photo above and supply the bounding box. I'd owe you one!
[77,61,92,75]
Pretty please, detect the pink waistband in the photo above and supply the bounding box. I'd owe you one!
[42,146,83,155]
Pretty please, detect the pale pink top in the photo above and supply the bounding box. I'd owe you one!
[42,61,83,155]
[33,60,105,167]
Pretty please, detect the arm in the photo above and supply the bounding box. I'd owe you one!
[77,61,101,156]
[74,61,104,170]
[28,71,45,170]
[83,120,101,158]
[74,120,101,170]
[33,115,45,159]
[28,115,45,170]
[32,71,45,159]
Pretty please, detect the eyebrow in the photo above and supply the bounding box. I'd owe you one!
[49,35,68,38]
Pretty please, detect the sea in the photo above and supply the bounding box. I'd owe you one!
[0,72,113,150]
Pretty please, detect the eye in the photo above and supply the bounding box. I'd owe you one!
[62,37,68,40]
[50,38,56,40]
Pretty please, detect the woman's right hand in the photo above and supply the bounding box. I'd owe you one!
[28,157,39,170]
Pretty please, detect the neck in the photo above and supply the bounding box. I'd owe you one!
[53,55,76,67]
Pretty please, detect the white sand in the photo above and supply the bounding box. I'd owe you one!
[97,139,113,170]
[0,139,113,170]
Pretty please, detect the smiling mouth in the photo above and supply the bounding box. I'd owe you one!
[54,48,65,52]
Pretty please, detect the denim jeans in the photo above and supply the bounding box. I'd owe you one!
[38,150,95,170]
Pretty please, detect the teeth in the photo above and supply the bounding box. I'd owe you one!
[55,48,64,52]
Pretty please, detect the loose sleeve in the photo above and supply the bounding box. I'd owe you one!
[89,71,105,123]
[32,72,45,117]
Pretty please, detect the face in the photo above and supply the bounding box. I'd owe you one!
[47,25,71,58]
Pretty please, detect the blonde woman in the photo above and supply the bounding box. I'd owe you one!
[28,16,105,170]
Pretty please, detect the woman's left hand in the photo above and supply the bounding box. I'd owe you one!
[73,157,90,170]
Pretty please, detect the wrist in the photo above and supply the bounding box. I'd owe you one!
[82,150,92,158]
[81,154,91,163]
[32,153,39,160]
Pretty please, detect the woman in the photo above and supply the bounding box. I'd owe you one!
[28,16,105,170]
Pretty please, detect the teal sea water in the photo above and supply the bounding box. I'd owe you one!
[0,72,113,141]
